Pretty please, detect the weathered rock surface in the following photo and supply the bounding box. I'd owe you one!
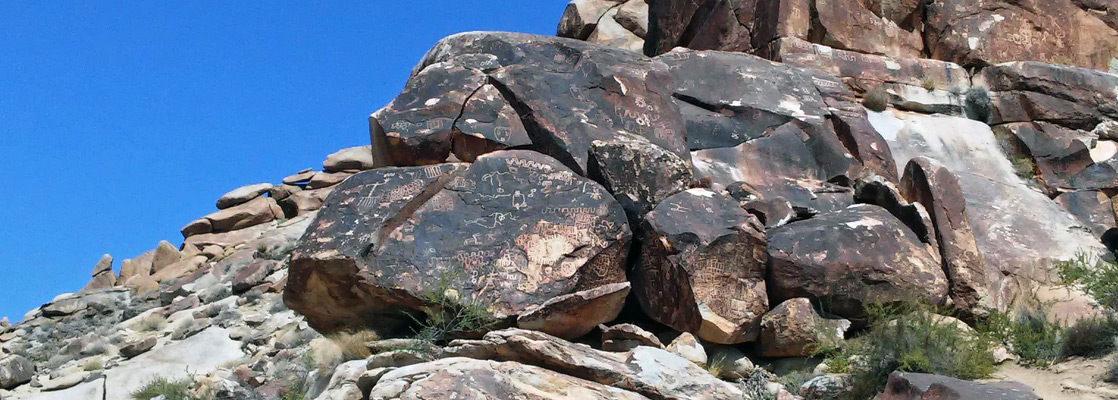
[182,196,283,237]
[870,110,1103,310]
[994,122,1104,191]
[600,323,663,352]
[515,282,631,339]
[0,355,34,390]
[874,372,1039,400]
[368,357,650,400]
[82,254,117,292]
[926,0,1118,71]
[645,0,759,56]
[1055,190,1117,237]
[635,188,768,344]
[900,157,993,313]
[587,6,645,52]
[288,151,630,334]
[323,145,375,173]
[976,62,1118,130]
[759,298,849,357]
[812,0,923,59]
[215,183,272,210]
[406,32,690,175]
[587,132,692,220]
[442,329,745,399]
[557,0,624,40]
[767,205,948,319]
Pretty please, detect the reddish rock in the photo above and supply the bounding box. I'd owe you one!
[976,62,1118,130]
[307,171,352,189]
[994,122,1111,192]
[515,282,631,340]
[278,187,333,217]
[557,0,624,40]
[119,337,157,359]
[760,298,850,357]
[900,158,993,313]
[767,205,949,319]
[926,0,1118,70]
[600,323,664,352]
[1056,190,1117,237]
[232,260,276,294]
[812,0,923,59]
[216,183,272,210]
[635,188,768,344]
[323,146,375,173]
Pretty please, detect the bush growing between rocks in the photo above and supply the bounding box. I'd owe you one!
[82,357,103,371]
[1061,316,1118,358]
[309,329,377,370]
[980,307,1063,366]
[408,266,496,346]
[131,376,197,400]
[136,313,167,332]
[921,76,936,91]
[862,87,890,112]
[1057,252,1118,311]
[832,302,994,400]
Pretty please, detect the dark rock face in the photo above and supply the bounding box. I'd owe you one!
[812,0,923,59]
[287,151,631,336]
[587,133,693,221]
[767,205,948,319]
[977,62,1118,130]
[760,298,850,357]
[645,0,758,56]
[874,372,1039,400]
[657,49,895,198]
[900,157,993,313]
[995,122,1111,191]
[634,188,768,344]
[1055,190,1118,238]
[926,0,1118,71]
[515,282,631,339]
[381,32,690,175]
[285,163,467,332]
[370,58,530,166]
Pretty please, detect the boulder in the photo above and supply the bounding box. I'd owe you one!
[614,0,649,38]
[370,56,531,166]
[812,0,923,59]
[973,60,1118,129]
[587,6,645,52]
[635,188,768,344]
[287,151,631,334]
[151,240,182,275]
[600,323,664,352]
[993,122,1105,191]
[404,32,690,175]
[232,260,275,294]
[82,254,118,292]
[874,372,1039,400]
[900,157,993,313]
[587,133,692,221]
[759,298,850,357]
[282,168,316,186]
[91,254,112,276]
[267,183,302,201]
[307,171,352,189]
[557,0,624,40]
[766,38,970,115]
[369,358,650,400]
[200,196,283,234]
[277,187,332,217]
[926,0,1118,71]
[119,250,154,281]
[767,205,948,319]
[870,110,1103,310]
[323,145,375,173]
[515,282,631,339]
[665,332,707,366]
[644,0,758,56]
[658,48,894,196]
[443,329,745,399]
[0,355,33,390]
[119,337,157,359]
[215,183,272,210]
[1055,190,1117,237]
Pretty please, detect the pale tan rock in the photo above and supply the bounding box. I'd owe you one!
[323,146,375,173]
[515,282,630,339]
[666,332,707,366]
[151,240,182,275]
[216,183,272,210]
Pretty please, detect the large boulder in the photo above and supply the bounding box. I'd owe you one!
[811,0,923,59]
[657,48,896,200]
[1055,190,1117,238]
[387,32,690,175]
[767,205,948,319]
[215,183,272,210]
[182,196,283,237]
[634,188,769,344]
[368,358,650,400]
[0,355,34,390]
[557,0,625,40]
[760,298,850,357]
[644,0,759,56]
[870,110,1103,310]
[926,0,1118,71]
[287,151,631,337]
[900,157,993,313]
[974,62,1118,130]
[81,254,117,292]
[323,145,375,172]
[587,132,693,221]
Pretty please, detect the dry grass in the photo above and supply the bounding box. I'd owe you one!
[82,357,103,372]
[135,313,167,332]
[309,329,378,371]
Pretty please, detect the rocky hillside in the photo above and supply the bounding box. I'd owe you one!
[4,1,1118,399]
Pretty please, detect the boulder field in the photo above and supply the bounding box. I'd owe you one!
[4,1,1118,399]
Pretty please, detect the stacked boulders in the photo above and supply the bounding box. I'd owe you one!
[557,0,648,52]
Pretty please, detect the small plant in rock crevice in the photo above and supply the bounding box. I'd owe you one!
[131,376,198,400]
[407,265,496,348]
[921,76,937,91]
[862,86,890,112]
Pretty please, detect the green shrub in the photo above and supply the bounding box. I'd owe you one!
[979,308,1063,366]
[1056,253,1118,311]
[1060,316,1118,358]
[862,87,890,112]
[409,266,496,345]
[921,76,937,91]
[838,302,995,399]
[131,376,196,400]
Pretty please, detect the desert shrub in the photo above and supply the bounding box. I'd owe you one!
[840,302,995,399]
[135,313,167,332]
[862,87,890,112]
[1060,316,1118,358]
[965,87,992,122]
[1056,253,1118,311]
[408,266,495,346]
[131,376,196,400]
[1106,358,1118,384]
[921,76,937,91]
[82,357,103,372]
[308,329,377,370]
[980,307,1063,366]
[776,370,818,394]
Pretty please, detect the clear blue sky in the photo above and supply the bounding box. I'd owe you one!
[0,1,567,321]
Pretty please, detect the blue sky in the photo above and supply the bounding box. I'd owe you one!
[0,1,567,321]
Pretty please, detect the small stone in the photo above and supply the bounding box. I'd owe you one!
[666,332,707,366]
[600,323,663,352]
[120,337,157,359]
[283,168,316,185]
[0,355,34,390]
[365,350,429,370]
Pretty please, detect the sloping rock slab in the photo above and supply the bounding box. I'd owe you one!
[369,357,650,400]
[874,372,1038,400]
[976,62,1118,130]
[443,329,745,399]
